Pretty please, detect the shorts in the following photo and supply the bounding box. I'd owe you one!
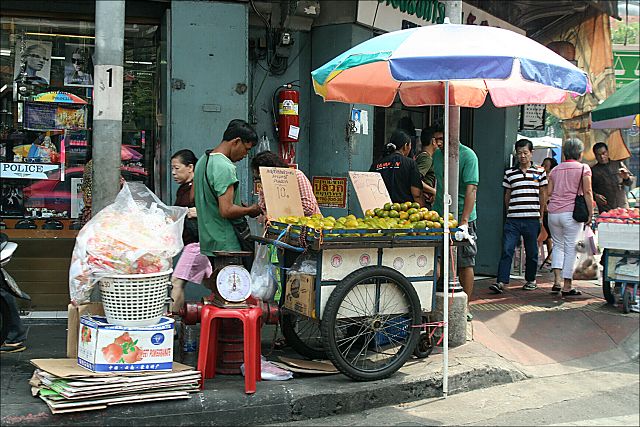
[457,220,477,269]
[172,243,213,284]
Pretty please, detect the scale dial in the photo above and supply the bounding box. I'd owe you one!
[216,265,252,303]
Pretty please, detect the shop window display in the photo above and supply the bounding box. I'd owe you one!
[0,17,158,234]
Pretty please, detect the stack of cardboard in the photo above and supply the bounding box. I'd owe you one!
[29,359,200,414]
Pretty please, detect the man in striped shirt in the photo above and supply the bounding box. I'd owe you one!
[490,139,547,293]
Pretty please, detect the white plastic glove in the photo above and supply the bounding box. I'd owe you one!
[455,223,475,245]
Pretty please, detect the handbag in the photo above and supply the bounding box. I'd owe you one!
[572,165,589,223]
[204,152,254,253]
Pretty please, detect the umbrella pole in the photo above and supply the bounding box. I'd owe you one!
[442,80,450,397]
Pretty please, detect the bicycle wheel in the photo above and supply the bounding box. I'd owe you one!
[321,266,421,381]
[280,312,326,360]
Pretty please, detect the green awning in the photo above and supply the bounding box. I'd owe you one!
[591,79,639,122]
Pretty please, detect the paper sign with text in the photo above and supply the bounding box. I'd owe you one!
[260,166,304,219]
[348,171,391,213]
[312,176,347,208]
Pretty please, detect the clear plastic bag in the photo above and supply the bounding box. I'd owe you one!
[573,227,599,281]
[69,182,188,304]
[290,252,317,275]
[256,135,271,153]
[241,356,293,381]
[250,244,277,301]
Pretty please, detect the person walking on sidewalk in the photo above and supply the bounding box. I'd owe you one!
[490,139,547,294]
[546,138,594,297]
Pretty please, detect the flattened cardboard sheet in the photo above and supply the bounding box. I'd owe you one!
[348,171,391,214]
[260,166,304,219]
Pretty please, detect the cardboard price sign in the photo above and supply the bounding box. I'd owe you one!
[260,166,304,219]
[348,171,391,214]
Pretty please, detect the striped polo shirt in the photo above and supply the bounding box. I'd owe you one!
[503,165,548,218]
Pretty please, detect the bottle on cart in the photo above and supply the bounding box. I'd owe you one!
[181,324,199,367]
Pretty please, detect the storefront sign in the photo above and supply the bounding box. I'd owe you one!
[520,104,546,131]
[1,162,60,180]
[312,176,347,208]
[259,166,304,219]
[357,0,444,31]
[613,45,639,88]
[358,1,525,34]
[462,3,525,35]
[24,102,87,130]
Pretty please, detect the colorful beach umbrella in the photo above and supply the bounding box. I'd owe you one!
[591,79,639,129]
[312,22,591,396]
[33,91,88,105]
[312,24,590,108]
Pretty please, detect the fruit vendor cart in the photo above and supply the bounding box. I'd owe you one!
[597,208,640,313]
[253,219,467,381]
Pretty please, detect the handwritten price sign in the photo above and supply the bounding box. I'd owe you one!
[260,166,304,219]
[348,171,391,213]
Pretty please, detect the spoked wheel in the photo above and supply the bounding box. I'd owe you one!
[280,312,326,360]
[413,315,434,359]
[321,266,421,381]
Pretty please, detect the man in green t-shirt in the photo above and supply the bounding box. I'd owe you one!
[194,119,262,259]
[433,139,479,321]
[416,125,442,208]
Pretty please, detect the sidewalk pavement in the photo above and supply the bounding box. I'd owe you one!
[1,272,638,426]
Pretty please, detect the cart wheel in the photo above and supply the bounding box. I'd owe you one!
[603,280,616,305]
[321,266,421,381]
[413,315,433,359]
[280,312,326,360]
[622,287,632,314]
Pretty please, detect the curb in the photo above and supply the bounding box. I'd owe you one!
[0,362,525,426]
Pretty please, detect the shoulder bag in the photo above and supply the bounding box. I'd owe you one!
[204,152,254,253]
[572,165,589,223]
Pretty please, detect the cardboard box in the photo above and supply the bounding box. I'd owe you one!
[284,273,315,318]
[77,315,174,373]
[67,303,105,359]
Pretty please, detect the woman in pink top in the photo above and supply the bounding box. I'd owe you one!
[547,138,594,296]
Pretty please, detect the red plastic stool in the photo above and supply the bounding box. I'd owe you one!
[197,304,262,394]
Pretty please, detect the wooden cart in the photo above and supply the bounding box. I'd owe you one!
[253,222,467,381]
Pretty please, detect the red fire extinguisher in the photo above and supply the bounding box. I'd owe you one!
[277,88,299,164]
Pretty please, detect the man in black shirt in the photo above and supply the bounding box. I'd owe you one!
[370,129,424,206]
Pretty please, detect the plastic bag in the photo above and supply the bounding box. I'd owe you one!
[290,252,317,275]
[69,182,188,304]
[241,356,293,381]
[573,226,599,280]
[256,135,271,153]
[250,244,277,301]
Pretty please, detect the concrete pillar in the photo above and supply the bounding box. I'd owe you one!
[92,0,125,215]
[434,291,468,347]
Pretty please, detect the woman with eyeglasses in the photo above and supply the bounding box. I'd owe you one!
[15,43,50,85]
[64,47,94,86]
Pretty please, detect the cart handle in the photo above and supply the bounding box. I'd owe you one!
[249,235,305,252]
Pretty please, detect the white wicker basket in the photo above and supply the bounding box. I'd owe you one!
[99,270,172,327]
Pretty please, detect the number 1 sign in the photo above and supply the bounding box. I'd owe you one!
[93,64,123,121]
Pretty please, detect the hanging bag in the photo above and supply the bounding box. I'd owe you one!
[572,165,589,223]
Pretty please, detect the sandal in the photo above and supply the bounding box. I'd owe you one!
[561,289,582,297]
[551,284,561,294]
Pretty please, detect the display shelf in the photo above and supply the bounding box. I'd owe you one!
[1,218,79,239]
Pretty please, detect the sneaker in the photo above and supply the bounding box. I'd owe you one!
[0,342,26,353]
[523,281,538,290]
[489,282,505,294]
